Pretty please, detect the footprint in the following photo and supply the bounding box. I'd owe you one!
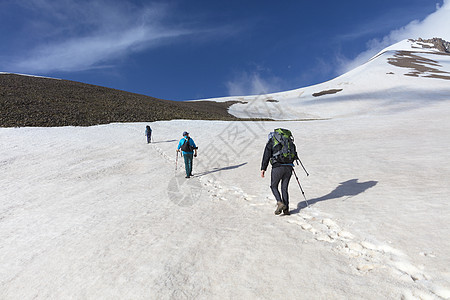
[299,213,313,220]
[419,252,436,258]
[322,218,341,231]
[392,261,427,282]
[361,241,405,257]
[338,231,355,240]
[346,242,364,253]
[287,219,318,234]
[361,241,378,251]
[287,219,304,226]
[356,264,375,272]
[315,234,334,243]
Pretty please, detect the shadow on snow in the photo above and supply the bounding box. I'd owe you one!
[151,139,178,144]
[194,162,248,177]
[291,179,378,214]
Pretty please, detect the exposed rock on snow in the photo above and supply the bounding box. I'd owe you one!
[388,51,450,79]
[312,88,343,97]
[413,37,450,53]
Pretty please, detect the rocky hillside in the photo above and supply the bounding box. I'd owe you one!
[0,73,241,127]
[413,37,450,53]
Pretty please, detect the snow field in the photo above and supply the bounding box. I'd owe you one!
[146,105,449,299]
[1,105,450,298]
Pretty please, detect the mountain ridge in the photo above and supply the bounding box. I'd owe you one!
[200,38,450,120]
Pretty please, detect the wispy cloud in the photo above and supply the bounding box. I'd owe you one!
[225,69,285,97]
[1,1,200,73]
[338,0,450,74]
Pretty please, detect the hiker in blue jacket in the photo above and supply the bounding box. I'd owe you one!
[177,131,198,178]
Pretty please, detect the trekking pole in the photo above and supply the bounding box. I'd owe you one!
[296,157,309,176]
[293,168,309,207]
[175,151,178,171]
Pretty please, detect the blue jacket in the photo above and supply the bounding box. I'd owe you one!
[178,137,197,155]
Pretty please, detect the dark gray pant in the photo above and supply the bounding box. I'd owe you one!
[270,166,293,207]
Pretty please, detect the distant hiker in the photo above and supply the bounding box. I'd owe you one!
[261,128,299,215]
[177,131,198,178]
[145,125,152,143]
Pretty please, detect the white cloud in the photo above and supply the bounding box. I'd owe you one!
[3,1,195,73]
[225,71,284,97]
[12,25,189,73]
[339,0,450,73]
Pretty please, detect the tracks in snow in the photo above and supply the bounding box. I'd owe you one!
[150,140,450,299]
[287,207,449,299]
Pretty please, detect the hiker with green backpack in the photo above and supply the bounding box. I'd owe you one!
[261,128,299,215]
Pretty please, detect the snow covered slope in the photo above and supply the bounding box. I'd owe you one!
[2,39,450,299]
[196,39,450,120]
[2,109,450,299]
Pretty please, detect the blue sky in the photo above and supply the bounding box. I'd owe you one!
[1,0,449,100]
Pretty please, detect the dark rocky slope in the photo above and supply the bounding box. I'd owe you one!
[0,73,240,127]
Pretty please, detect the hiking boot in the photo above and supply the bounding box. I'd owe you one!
[185,175,190,178]
[274,202,286,215]
[283,206,290,215]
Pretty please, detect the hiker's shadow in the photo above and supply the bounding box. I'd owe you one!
[151,139,177,144]
[195,162,247,177]
[291,179,378,214]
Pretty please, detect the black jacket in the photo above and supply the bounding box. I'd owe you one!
[261,139,278,171]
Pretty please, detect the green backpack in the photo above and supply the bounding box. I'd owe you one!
[270,128,297,164]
